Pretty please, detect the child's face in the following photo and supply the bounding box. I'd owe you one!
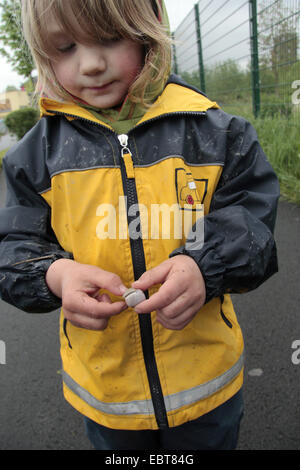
[47,18,144,108]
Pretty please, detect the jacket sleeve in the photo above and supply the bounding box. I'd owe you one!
[0,150,73,313]
[170,114,280,302]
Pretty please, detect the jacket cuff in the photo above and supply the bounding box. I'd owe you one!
[34,252,74,312]
[2,252,73,314]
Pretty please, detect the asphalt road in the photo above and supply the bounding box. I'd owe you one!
[0,167,299,450]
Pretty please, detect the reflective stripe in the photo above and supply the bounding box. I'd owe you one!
[63,352,244,416]
[62,370,154,415]
[165,351,244,412]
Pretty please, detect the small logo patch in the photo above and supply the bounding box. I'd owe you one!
[175,168,208,210]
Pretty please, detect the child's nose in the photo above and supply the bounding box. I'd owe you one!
[79,46,106,76]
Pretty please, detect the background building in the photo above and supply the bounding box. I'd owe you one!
[0,89,30,118]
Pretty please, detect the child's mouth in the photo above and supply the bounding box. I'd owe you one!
[87,82,114,92]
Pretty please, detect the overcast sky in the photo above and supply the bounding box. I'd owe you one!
[0,0,198,93]
[164,0,198,30]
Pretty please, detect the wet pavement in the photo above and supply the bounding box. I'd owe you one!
[0,133,17,153]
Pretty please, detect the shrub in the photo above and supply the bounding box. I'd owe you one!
[4,107,39,140]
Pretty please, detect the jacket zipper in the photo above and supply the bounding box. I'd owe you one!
[50,109,207,428]
[118,134,169,429]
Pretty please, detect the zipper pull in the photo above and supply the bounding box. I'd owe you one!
[118,134,135,179]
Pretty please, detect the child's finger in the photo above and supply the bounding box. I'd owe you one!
[94,292,112,303]
[63,290,126,319]
[132,260,171,290]
[154,291,194,320]
[65,311,109,331]
[91,269,127,297]
[63,292,127,331]
[156,306,195,331]
[134,275,185,314]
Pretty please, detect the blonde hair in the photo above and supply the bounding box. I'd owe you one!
[21,0,172,107]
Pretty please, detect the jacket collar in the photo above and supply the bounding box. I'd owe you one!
[39,75,219,130]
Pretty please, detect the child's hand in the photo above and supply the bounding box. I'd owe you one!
[46,259,127,330]
[132,255,206,330]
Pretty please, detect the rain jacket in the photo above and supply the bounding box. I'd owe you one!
[0,74,279,430]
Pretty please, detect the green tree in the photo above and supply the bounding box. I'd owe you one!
[180,70,201,90]
[0,0,34,82]
[21,77,35,94]
[258,0,299,93]
[206,60,249,93]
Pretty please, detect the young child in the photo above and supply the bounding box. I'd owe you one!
[0,0,279,450]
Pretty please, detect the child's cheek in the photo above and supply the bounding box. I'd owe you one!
[118,46,144,81]
[53,62,75,91]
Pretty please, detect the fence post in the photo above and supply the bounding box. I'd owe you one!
[172,32,178,75]
[194,3,206,93]
[249,0,260,118]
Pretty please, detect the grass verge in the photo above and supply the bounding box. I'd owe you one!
[250,116,300,205]
[0,148,9,169]
[223,106,300,205]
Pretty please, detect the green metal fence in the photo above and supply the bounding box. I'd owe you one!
[173,0,300,120]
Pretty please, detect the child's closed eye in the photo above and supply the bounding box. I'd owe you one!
[100,36,123,47]
[57,43,76,53]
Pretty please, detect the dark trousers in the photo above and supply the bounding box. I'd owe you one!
[84,389,244,450]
